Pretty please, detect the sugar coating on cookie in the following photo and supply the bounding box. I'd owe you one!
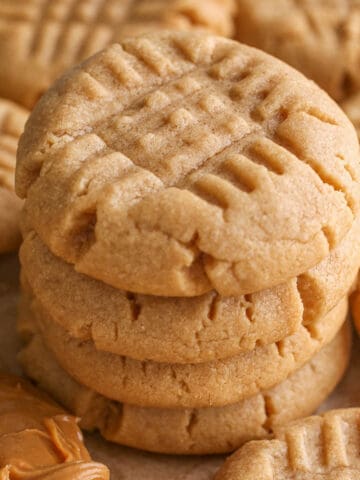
[215,408,360,479]
[0,0,235,108]
[19,220,360,363]
[236,0,360,102]
[17,31,360,296]
[0,98,27,253]
[18,324,350,455]
[27,291,347,408]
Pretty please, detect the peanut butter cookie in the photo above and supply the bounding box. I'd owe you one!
[19,221,359,363]
[17,32,360,296]
[19,322,350,455]
[236,0,360,102]
[0,98,27,253]
[25,292,347,408]
[215,408,360,479]
[0,0,235,108]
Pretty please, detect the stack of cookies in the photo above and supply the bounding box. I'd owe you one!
[16,31,360,454]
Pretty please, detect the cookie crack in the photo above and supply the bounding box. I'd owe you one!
[185,410,199,440]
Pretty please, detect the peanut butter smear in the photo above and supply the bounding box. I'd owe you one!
[0,374,109,479]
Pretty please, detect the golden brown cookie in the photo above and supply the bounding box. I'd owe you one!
[235,0,360,102]
[0,0,235,108]
[0,98,27,253]
[26,291,348,408]
[16,32,360,297]
[215,408,360,479]
[0,372,109,479]
[19,219,360,363]
[342,93,360,140]
[19,323,351,455]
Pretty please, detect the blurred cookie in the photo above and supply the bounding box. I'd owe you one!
[0,0,235,108]
[342,93,360,139]
[19,221,360,363]
[0,372,109,479]
[19,322,351,455]
[26,291,347,408]
[350,272,360,335]
[215,408,360,479]
[0,98,27,253]
[236,0,360,102]
[17,31,360,296]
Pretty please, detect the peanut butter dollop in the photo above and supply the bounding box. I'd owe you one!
[0,373,109,479]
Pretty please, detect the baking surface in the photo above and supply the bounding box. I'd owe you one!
[1,254,359,479]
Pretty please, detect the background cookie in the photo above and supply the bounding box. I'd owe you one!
[0,373,109,479]
[27,292,347,408]
[342,93,360,140]
[17,32,360,297]
[0,0,235,108]
[19,220,359,363]
[235,0,360,102]
[19,323,351,455]
[350,272,360,336]
[215,408,360,479]
[0,98,27,253]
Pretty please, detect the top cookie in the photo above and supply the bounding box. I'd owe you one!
[215,408,360,480]
[17,31,360,297]
[0,0,235,108]
[236,0,360,102]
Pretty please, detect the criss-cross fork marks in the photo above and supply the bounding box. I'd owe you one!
[22,0,134,66]
[284,412,360,473]
[0,101,27,189]
[0,0,139,78]
[1,0,229,74]
[66,53,291,210]
[24,34,358,267]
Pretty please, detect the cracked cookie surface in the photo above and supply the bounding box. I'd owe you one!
[17,31,360,296]
[19,222,360,363]
[18,320,350,455]
[24,289,347,408]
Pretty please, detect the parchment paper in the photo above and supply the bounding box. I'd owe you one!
[1,253,359,479]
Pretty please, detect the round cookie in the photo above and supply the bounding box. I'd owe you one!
[0,0,235,108]
[235,0,360,102]
[215,408,360,479]
[27,291,348,408]
[342,93,360,140]
[0,98,27,253]
[16,32,360,297]
[19,219,360,363]
[19,323,351,455]
[0,373,109,479]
